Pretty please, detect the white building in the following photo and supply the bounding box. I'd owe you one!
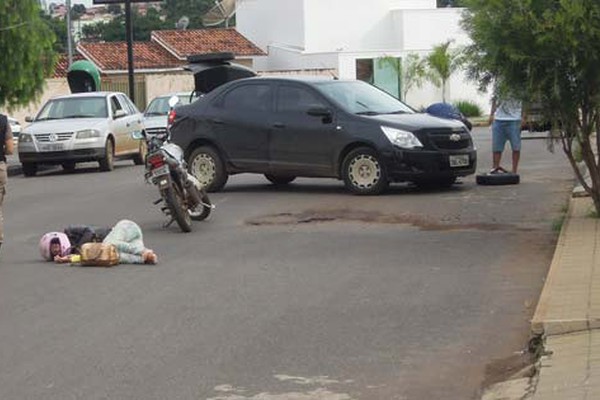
[236,0,491,111]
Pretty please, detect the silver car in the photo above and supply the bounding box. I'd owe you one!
[18,92,146,176]
[143,92,198,137]
[7,116,21,146]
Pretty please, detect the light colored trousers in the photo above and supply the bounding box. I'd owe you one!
[102,219,146,264]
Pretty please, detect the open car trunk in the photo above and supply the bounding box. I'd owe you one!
[184,52,257,94]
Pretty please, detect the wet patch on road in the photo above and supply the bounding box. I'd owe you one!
[246,209,536,232]
[207,375,356,399]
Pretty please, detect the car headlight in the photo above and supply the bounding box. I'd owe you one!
[76,129,101,139]
[19,133,33,143]
[380,126,423,149]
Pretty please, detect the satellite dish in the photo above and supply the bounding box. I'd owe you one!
[203,0,239,28]
[176,16,190,30]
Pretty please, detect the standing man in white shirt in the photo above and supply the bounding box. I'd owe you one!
[488,96,523,174]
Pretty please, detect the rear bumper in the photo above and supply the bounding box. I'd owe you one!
[19,148,105,164]
[382,148,477,181]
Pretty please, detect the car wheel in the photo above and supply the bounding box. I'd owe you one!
[342,147,389,195]
[132,139,146,165]
[22,163,37,177]
[99,139,115,172]
[62,162,76,173]
[413,176,457,189]
[264,174,296,185]
[187,146,228,192]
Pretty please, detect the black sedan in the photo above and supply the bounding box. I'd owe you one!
[170,76,476,195]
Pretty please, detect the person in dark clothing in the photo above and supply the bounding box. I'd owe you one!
[63,225,112,254]
[0,114,14,253]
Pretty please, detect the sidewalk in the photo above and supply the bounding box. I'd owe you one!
[529,196,600,399]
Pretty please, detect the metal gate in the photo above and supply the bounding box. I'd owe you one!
[100,75,147,111]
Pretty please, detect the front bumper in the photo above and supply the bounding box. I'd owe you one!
[382,148,477,182]
[19,148,106,164]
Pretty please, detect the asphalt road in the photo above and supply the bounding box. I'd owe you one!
[0,128,573,400]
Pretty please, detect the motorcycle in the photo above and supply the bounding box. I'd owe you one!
[134,97,213,232]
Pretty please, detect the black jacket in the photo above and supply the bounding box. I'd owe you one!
[64,225,112,253]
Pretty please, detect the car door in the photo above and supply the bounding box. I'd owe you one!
[118,94,143,153]
[206,83,273,171]
[108,95,129,155]
[270,83,337,175]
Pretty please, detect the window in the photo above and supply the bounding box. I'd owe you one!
[277,85,325,113]
[110,96,124,116]
[119,94,139,114]
[36,97,108,120]
[221,84,272,112]
[355,57,402,99]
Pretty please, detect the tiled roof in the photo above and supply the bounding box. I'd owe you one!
[53,53,85,78]
[77,41,183,72]
[151,28,266,59]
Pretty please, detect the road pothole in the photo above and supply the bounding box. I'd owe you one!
[245,209,530,232]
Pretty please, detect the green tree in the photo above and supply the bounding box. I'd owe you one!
[40,11,68,53]
[107,4,121,15]
[162,0,215,29]
[378,53,426,102]
[425,40,463,102]
[0,0,56,110]
[462,0,600,214]
[71,3,86,20]
[82,6,167,42]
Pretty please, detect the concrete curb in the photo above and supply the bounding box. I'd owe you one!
[530,196,598,337]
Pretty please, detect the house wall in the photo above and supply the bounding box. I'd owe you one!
[389,0,436,9]
[236,0,306,51]
[145,72,195,104]
[10,79,71,126]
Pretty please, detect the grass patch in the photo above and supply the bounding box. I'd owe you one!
[552,215,566,232]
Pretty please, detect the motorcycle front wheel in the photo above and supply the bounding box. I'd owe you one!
[189,192,212,221]
[163,186,192,232]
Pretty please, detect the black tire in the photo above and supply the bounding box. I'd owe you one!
[413,176,457,189]
[476,173,520,185]
[163,185,192,232]
[98,139,115,171]
[22,163,37,177]
[62,162,76,172]
[265,174,296,185]
[132,140,146,165]
[341,147,389,195]
[187,146,228,192]
[189,192,212,221]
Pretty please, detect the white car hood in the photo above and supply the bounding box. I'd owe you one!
[23,118,107,134]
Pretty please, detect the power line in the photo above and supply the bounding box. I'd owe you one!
[0,21,32,32]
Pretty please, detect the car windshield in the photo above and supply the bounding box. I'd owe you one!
[36,97,108,120]
[316,81,414,115]
[144,94,196,116]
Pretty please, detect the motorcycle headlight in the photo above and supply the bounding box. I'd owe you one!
[380,126,423,149]
[76,129,101,139]
[19,133,33,143]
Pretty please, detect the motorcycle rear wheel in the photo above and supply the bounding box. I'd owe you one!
[163,186,192,232]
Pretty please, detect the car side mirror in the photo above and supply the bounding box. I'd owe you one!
[307,106,333,123]
[114,109,127,119]
[130,131,145,140]
[25,116,34,123]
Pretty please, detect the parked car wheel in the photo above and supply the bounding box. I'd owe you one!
[22,163,37,177]
[187,146,228,192]
[265,174,296,185]
[99,139,114,171]
[62,162,76,172]
[133,140,146,165]
[342,147,389,195]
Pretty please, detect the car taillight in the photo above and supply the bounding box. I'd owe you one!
[147,153,165,168]
[167,109,176,126]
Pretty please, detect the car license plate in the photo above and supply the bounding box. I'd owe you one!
[151,165,169,179]
[449,154,469,167]
[39,143,64,152]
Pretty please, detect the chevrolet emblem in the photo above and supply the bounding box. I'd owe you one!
[449,133,461,142]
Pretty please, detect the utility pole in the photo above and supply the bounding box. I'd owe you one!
[125,0,135,102]
[66,0,73,66]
